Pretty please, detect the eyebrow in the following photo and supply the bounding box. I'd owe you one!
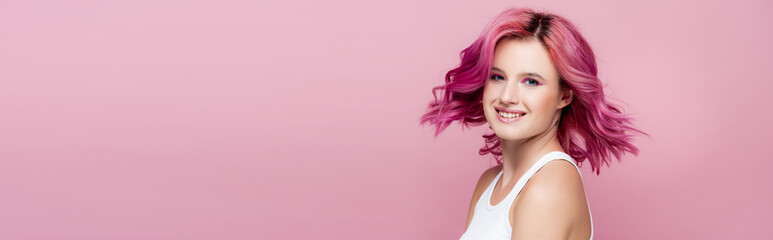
[491,67,545,80]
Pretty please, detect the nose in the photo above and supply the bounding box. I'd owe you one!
[498,80,519,105]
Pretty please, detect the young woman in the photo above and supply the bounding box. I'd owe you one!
[420,8,648,240]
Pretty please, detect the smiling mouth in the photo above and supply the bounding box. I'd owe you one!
[496,110,526,119]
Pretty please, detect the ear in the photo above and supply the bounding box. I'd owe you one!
[558,89,573,109]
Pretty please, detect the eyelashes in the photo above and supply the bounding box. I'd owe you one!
[523,78,541,86]
[489,74,506,81]
[488,74,542,86]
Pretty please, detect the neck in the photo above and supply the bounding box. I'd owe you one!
[498,113,564,184]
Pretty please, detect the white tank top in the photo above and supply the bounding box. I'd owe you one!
[459,151,594,240]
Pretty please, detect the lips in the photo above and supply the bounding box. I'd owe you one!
[494,106,526,123]
[494,107,526,116]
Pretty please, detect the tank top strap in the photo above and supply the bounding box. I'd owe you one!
[484,151,575,210]
[515,151,577,191]
[499,151,592,238]
[462,151,593,240]
[500,151,577,207]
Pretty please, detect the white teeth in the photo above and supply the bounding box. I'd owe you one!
[498,111,523,118]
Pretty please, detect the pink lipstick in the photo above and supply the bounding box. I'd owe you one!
[494,106,527,123]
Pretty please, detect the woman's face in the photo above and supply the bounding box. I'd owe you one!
[482,38,573,141]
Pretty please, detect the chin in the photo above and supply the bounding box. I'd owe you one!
[495,134,524,141]
[489,127,523,141]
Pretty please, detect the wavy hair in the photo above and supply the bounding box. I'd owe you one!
[419,7,649,175]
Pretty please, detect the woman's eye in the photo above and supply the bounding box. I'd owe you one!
[489,74,505,81]
[523,78,541,86]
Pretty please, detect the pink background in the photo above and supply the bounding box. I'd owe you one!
[1,0,772,239]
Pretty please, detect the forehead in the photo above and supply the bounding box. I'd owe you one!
[491,38,559,80]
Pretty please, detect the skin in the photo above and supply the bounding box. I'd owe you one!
[463,38,592,240]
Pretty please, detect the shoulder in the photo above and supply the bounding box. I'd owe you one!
[510,159,591,239]
[530,160,585,191]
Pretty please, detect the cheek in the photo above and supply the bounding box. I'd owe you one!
[481,85,497,116]
[521,92,555,110]
[482,89,493,110]
[526,93,558,112]
[482,85,495,101]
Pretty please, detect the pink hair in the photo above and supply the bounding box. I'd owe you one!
[419,7,649,175]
